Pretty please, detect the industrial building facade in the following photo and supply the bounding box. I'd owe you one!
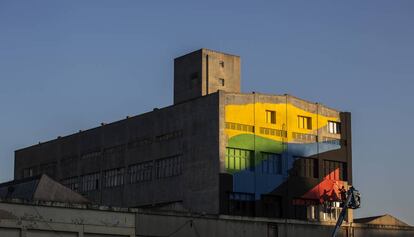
[14,49,352,222]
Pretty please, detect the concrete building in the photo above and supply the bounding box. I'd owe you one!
[14,49,352,222]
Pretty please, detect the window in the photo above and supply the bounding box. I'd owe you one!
[23,167,34,178]
[327,121,341,134]
[39,163,56,177]
[61,176,79,191]
[228,192,255,216]
[262,195,283,218]
[104,168,124,188]
[292,199,319,220]
[155,155,183,179]
[225,122,254,133]
[156,130,183,142]
[292,132,317,142]
[266,110,276,124]
[104,145,124,158]
[80,172,100,192]
[128,137,152,149]
[129,161,153,183]
[322,136,341,145]
[219,60,224,68]
[61,156,77,174]
[261,152,282,174]
[323,160,347,181]
[190,72,198,88]
[298,116,312,129]
[81,150,101,160]
[321,201,341,221]
[292,157,318,178]
[226,148,254,172]
[259,127,287,137]
[219,78,225,86]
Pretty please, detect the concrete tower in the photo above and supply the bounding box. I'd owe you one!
[174,49,241,104]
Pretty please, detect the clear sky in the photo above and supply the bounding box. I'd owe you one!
[1,0,413,224]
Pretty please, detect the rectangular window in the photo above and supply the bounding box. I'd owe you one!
[298,116,312,129]
[61,176,79,191]
[190,72,198,88]
[23,167,34,178]
[39,163,56,178]
[156,130,183,142]
[323,160,347,181]
[219,78,225,86]
[80,172,100,192]
[103,168,124,188]
[61,156,77,174]
[226,147,254,172]
[327,121,341,134]
[260,127,287,137]
[128,137,152,149]
[292,132,317,142]
[262,195,283,218]
[292,199,319,220]
[228,192,255,216]
[292,157,318,178]
[81,150,101,160]
[266,110,276,124]
[155,155,183,179]
[225,122,254,133]
[322,136,341,145]
[129,161,153,183]
[261,152,282,174]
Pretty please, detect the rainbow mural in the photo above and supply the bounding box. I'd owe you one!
[224,102,348,205]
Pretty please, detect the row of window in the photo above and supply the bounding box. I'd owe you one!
[230,110,341,134]
[225,147,347,180]
[227,193,283,218]
[22,130,183,180]
[71,130,184,162]
[259,127,287,138]
[226,119,340,134]
[321,136,341,146]
[227,192,340,220]
[61,155,184,192]
[225,122,254,133]
[22,163,57,179]
[292,132,317,142]
[292,198,341,221]
[225,148,282,175]
[226,124,340,142]
[291,158,347,181]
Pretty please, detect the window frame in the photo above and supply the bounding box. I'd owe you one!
[265,110,276,124]
[298,116,312,130]
[327,121,341,134]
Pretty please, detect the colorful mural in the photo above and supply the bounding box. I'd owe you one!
[224,102,347,204]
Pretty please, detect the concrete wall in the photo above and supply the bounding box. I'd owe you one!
[15,92,221,214]
[174,49,240,104]
[135,210,414,237]
[1,201,412,237]
[0,201,135,237]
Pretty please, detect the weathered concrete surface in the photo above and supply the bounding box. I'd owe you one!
[174,48,240,104]
[0,201,135,237]
[1,201,412,237]
[134,209,414,237]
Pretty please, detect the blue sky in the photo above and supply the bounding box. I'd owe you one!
[1,0,413,224]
